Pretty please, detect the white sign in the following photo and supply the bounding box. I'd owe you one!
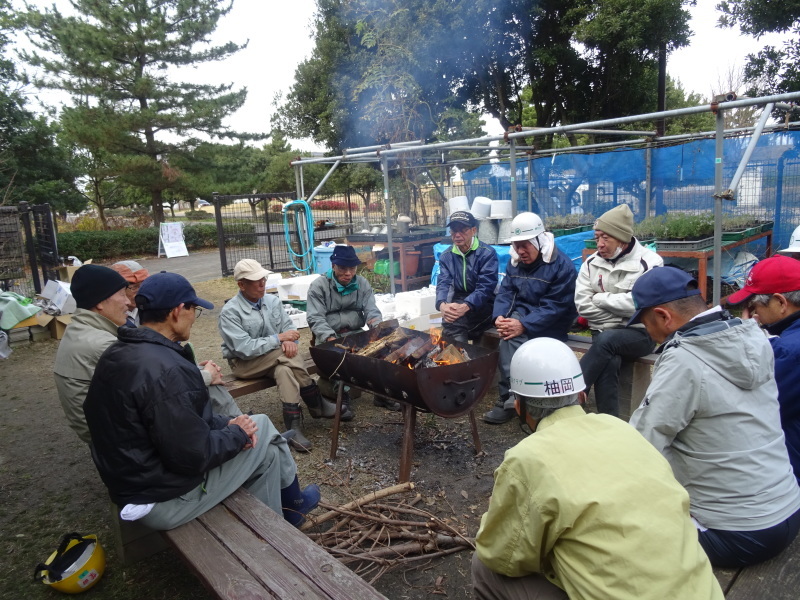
[158,222,189,258]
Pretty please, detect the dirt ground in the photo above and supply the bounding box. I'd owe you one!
[0,277,526,600]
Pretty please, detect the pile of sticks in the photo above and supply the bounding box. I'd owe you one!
[301,482,475,584]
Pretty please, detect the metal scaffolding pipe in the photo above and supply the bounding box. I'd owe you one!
[509,138,518,216]
[380,156,396,295]
[725,103,774,199]
[713,109,725,305]
[568,129,657,137]
[306,159,342,204]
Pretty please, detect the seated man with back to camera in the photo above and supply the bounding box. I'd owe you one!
[472,337,723,600]
[306,245,399,415]
[84,272,320,531]
[726,254,800,484]
[628,265,800,568]
[574,204,662,417]
[484,211,577,424]
[219,259,335,452]
[435,210,499,344]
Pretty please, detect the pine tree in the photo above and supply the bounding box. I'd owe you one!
[20,0,259,223]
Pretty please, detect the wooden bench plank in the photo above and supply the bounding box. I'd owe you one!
[224,355,318,399]
[713,566,742,595]
[223,489,387,600]
[724,535,800,599]
[198,502,327,599]
[163,512,273,600]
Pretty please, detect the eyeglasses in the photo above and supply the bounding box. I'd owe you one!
[185,304,203,317]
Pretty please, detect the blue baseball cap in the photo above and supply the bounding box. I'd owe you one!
[135,271,213,311]
[628,266,701,325]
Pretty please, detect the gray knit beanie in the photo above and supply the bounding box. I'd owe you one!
[594,204,634,243]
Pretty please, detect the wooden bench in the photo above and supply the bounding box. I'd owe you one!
[223,354,318,399]
[714,534,800,598]
[480,330,659,420]
[162,487,386,600]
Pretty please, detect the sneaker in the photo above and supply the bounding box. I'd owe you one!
[482,406,516,424]
[373,397,402,411]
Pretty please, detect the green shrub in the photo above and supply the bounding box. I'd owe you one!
[185,210,214,221]
[57,228,160,260]
[183,224,218,249]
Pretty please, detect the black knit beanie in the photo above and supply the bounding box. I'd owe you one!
[70,265,128,309]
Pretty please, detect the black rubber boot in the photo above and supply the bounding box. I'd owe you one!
[482,398,516,424]
[299,383,337,419]
[282,403,312,452]
[373,396,401,411]
[336,383,355,422]
[280,475,321,527]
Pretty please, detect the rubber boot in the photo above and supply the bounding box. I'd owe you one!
[299,382,337,419]
[282,403,312,452]
[373,396,401,411]
[280,475,321,527]
[336,382,355,422]
[482,397,516,424]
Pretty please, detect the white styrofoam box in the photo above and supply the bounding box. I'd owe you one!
[373,294,397,321]
[277,274,321,300]
[264,273,283,294]
[40,280,76,314]
[394,287,437,320]
[400,312,443,332]
[287,311,308,329]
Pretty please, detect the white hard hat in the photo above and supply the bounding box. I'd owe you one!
[505,212,545,243]
[509,337,585,407]
[777,225,800,255]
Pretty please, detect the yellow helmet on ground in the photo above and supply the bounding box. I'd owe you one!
[34,533,106,594]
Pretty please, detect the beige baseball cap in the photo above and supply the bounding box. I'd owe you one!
[234,259,272,281]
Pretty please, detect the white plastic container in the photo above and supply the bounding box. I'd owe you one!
[497,217,514,243]
[395,288,437,319]
[276,274,322,300]
[471,196,493,220]
[491,200,512,219]
[448,196,469,214]
[478,219,499,244]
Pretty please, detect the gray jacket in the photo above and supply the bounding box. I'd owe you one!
[630,315,800,530]
[53,308,119,443]
[306,274,382,344]
[219,292,294,360]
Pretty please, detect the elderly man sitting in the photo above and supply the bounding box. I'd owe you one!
[219,259,335,452]
[473,337,723,600]
[306,245,398,414]
[484,212,578,424]
[727,255,800,483]
[436,210,498,343]
[629,266,800,567]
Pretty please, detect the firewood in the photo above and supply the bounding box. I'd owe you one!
[301,482,414,531]
[435,344,467,364]
[354,328,409,357]
[384,337,426,364]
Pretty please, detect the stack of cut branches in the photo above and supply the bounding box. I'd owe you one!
[301,482,475,584]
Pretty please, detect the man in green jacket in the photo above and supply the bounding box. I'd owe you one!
[306,245,398,414]
[473,337,723,600]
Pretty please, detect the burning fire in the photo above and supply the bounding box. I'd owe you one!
[341,324,469,369]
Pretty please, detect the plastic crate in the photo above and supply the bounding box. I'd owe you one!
[657,237,714,251]
[760,221,774,233]
[722,226,760,241]
[551,225,591,238]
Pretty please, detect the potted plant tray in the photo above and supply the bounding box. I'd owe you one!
[722,226,761,242]
[584,237,655,250]
[552,225,592,238]
[656,237,715,251]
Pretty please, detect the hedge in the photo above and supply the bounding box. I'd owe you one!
[57,224,255,260]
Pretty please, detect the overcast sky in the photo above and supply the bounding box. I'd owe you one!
[15,0,791,149]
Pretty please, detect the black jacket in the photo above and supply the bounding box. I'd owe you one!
[84,326,248,505]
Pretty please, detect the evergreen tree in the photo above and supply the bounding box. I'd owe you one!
[20,0,260,224]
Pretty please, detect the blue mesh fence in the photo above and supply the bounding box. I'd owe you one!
[460,130,800,250]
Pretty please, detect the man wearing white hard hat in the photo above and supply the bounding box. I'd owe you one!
[574,204,662,417]
[484,212,577,424]
[472,337,723,600]
[219,259,336,452]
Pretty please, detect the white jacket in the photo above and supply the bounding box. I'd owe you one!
[630,316,800,530]
[574,240,662,330]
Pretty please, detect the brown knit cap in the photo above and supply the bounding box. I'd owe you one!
[594,204,634,243]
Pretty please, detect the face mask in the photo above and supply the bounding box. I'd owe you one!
[608,246,623,259]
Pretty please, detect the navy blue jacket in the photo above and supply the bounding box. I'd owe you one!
[493,249,578,341]
[767,311,800,482]
[84,326,249,505]
[436,241,498,316]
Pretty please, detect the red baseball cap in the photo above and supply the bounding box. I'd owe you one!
[727,255,800,305]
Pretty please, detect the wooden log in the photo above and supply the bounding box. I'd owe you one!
[384,337,426,364]
[409,340,434,361]
[355,328,409,357]
[301,482,415,531]
[434,344,467,365]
